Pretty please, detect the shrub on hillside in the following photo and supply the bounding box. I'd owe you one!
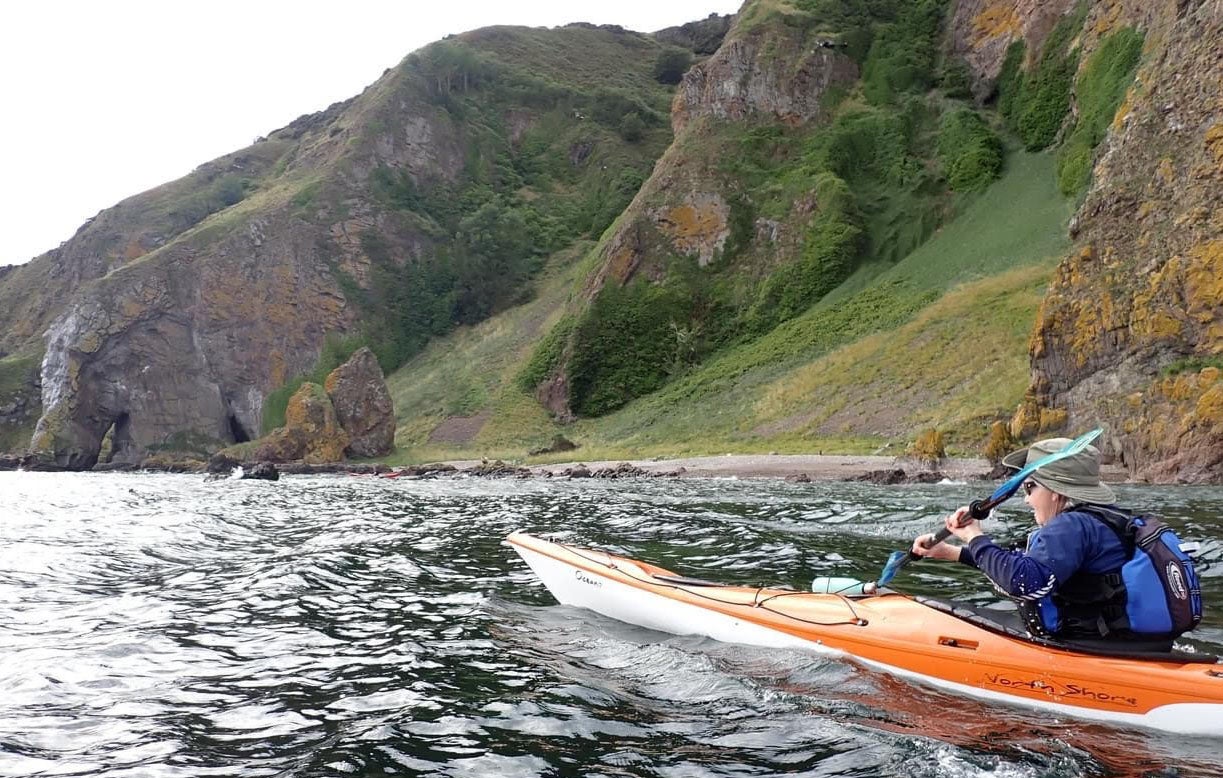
[748,173,865,332]
[993,40,1025,115]
[908,428,945,463]
[653,49,693,85]
[817,108,918,185]
[861,0,944,105]
[517,315,575,393]
[939,58,973,99]
[567,280,695,416]
[618,111,645,143]
[937,109,1003,191]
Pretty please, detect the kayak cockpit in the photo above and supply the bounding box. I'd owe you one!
[916,595,1219,663]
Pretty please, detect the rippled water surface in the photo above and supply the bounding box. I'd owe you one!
[3,471,1223,777]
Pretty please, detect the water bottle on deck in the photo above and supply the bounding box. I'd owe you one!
[811,576,870,595]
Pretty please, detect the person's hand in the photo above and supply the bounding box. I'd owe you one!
[944,505,984,543]
[910,532,960,561]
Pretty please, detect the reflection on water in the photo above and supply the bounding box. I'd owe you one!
[1,471,1221,777]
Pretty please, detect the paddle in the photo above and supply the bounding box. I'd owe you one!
[870,428,1104,590]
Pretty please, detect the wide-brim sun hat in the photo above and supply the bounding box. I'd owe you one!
[1001,437,1116,505]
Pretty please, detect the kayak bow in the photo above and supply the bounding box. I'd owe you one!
[507,531,1223,735]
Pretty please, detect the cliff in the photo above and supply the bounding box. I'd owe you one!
[3,24,679,468]
[4,0,1223,482]
[1013,0,1223,481]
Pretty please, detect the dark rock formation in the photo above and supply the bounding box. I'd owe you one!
[240,462,280,481]
[467,459,532,477]
[653,13,734,55]
[207,452,240,475]
[528,435,578,456]
[324,347,395,458]
[852,469,948,485]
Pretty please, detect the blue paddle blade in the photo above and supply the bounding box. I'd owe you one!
[988,428,1103,503]
[876,550,908,587]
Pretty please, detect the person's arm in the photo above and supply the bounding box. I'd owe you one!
[965,536,1058,600]
[945,509,1087,599]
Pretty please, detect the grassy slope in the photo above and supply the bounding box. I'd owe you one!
[386,150,1072,462]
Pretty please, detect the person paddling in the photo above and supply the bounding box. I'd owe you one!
[910,437,1202,646]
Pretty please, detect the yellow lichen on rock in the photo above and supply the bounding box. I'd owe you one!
[972,4,1020,43]
[283,383,349,463]
[1184,240,1223,344]
[1156,158,1176,187]
[983,420,1016,463]
[1131,255,1186,343]
[1010,397,1042,440]
[1206,123,1223,167]
[1038,407,1068,433]
[1196,383,1223,425]
[1111,87,1136,130]
[653,196,729,267]
[907,428,945,463]
[1093,0,1124,35]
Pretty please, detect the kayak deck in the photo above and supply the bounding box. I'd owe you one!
[506,531,1223,735]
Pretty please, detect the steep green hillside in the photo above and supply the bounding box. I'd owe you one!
[386,150,1071,462]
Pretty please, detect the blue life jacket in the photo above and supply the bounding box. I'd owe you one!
[1019,505,1202,640]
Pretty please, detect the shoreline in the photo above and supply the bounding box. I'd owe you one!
[451,453,999,481]
[1,452,1130,482]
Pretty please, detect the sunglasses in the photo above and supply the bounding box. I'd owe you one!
[1022,480,1040,495]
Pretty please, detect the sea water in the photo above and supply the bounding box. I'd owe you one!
[2,471,1223,777]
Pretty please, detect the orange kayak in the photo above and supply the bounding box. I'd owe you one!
[507,531,1223,734]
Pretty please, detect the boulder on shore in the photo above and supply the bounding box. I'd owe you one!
[215,383,348,465]
[324,347,395,459]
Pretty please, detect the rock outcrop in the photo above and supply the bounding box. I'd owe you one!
[535,5,859,418]
[653,13,735,55]
[672,16,858,131]
[944,0,1079,100]
[26,220,352,470]
[218,382,349,465]
[1008,0,1223,482]
[324,347,395,458]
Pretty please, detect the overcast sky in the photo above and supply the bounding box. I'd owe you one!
[1,0,741,266]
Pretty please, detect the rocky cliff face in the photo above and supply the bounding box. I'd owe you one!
[944,0,1079,98]
[1018,0,1223,482]
[672,18,858,131]
[29,215,352,469]
[534,5,860,418]
[7,23,675,468]
[946,0,1223,481]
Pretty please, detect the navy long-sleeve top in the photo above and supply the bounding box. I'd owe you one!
[956,508,1129,600]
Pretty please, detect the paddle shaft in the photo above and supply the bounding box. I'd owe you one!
[909,497,998,559]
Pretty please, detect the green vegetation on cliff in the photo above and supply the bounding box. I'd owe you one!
[0,352,40,452]
[386,134,1071,461]
[996,3,1086,151]
[1056,27,1144,195]
[347,28,677,373]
